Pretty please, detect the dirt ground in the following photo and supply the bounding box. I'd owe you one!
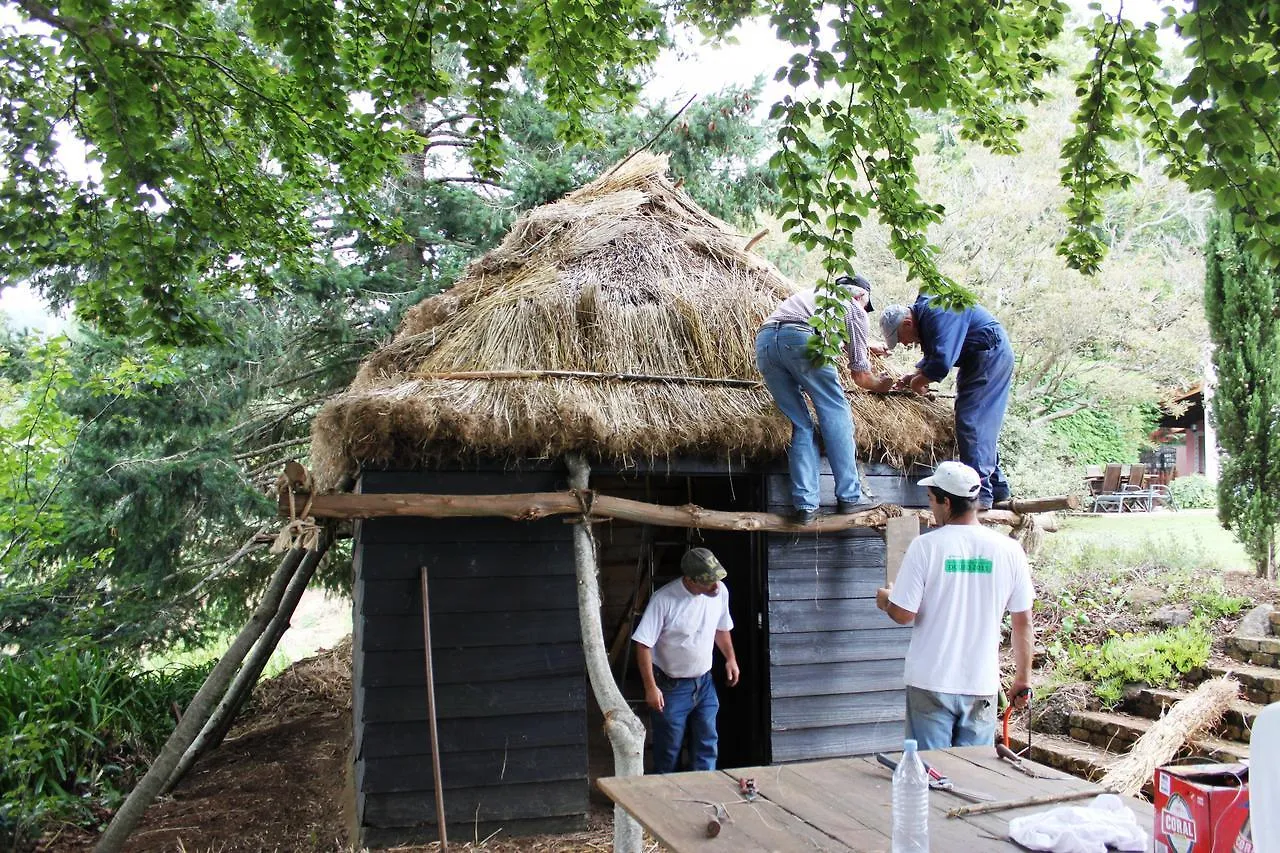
[38,638,620,853]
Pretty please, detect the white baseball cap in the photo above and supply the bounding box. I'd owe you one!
[918,461,982,499]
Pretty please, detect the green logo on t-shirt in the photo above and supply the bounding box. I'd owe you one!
[944,557,993,574]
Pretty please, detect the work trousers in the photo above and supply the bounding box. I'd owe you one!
[754,323,863,512]
[905,685,997,750]
[650,670,719,773]
[954,333,1015,508]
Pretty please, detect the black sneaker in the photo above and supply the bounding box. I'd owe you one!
[791,508,818,525]
[837,499,881,514]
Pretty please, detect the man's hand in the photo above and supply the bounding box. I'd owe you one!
[869,344,889,358]
[645,683,665,712]
[1010,682,1032,709]
[876,585,893,612]
[724,660,740,687]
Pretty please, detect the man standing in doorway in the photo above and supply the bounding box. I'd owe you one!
[756,274,895,524]
[633,547,740,773]
[875,461,1035,749]
[879,294,1015,509]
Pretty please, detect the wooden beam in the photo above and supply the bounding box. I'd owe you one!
[280,488,899,533]
[992,494,1080,514]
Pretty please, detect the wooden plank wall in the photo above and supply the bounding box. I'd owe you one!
[765,461,926,763]
[353,467,588,849]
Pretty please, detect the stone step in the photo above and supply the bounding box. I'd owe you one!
[1270,610,1280,635]
[1068,709,1250,762]
[1225,634,1280,667]
[1007,730,1114,783]
[1202,662,1280,705]
[1122,687,1263,742]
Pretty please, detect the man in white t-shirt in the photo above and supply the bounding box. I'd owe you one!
[875,461,1035,749]
[633,548,740,773]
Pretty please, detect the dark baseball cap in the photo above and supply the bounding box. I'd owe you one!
[681,548,727,584]
[835,274,874,312]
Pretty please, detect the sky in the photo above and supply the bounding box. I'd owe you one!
[0,0,1178,334]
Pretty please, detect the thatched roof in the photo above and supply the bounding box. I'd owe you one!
[310,154,955,490]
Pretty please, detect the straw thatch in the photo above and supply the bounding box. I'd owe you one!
[1099,676,1240,796]
[311,153,955,490]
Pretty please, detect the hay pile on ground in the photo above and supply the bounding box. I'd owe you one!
[312,154,954,490]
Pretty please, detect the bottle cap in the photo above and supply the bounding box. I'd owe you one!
[903,739,917,751]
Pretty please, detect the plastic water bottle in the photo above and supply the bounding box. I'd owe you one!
[892,738,929,852]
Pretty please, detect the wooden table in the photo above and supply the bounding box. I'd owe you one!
[599,746,1155,852]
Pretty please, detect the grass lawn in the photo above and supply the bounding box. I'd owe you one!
[1047,509,1253,573]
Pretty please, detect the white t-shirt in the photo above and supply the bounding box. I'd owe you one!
[889,524,1034,696]
[632,578,734,678]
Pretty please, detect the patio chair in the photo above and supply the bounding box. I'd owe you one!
[1089,463,1126,512]
[1120,463,1150,511]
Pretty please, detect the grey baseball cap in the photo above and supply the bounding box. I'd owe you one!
[835,273,874,312]
[681,548,727,584]
[879,304,910,351]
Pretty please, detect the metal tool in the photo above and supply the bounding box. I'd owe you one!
[739,777,758,802]
[874,753,993,803]
[1001,686,1033,750]
[996,742,1054,779]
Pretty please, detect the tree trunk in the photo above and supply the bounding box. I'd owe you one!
[94,542,320,853]
[162,535,332,793]
[566,454,645,853]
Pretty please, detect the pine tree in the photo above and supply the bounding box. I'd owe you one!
[1204,214,1280,579]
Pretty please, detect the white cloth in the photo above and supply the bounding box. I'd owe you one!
[889,523,1034,695]
[1008,794,1148,853]
[766,290,872,373]
[632,578,733,678]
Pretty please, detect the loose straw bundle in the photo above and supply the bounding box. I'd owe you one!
[1100,676,1240,796]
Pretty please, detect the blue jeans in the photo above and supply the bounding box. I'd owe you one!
[905,685,997,750]
[955,334,1015,507]
[651,670,719,773]
[755,324,862,512]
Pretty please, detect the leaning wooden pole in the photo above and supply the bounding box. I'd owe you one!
[94,543,314,853]
[566,453,645,853]
[163,533,332,793]
[419,567,449,852]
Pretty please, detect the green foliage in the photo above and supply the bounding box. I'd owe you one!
[1048,405,1154,465]
[1205,212,1280,577]
[1065,622,1212,706]
[1168,474,1216,510]
[0,645,211,848]
[1,0,666,342]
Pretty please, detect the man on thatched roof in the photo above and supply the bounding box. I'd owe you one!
[880,294,1015,510]
[756,274,895,524]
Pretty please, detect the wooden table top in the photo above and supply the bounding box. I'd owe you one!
[598,745,1156,852]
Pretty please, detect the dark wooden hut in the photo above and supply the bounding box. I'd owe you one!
[310,155,955,848]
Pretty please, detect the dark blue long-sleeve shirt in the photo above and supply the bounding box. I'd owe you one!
[912,294,1006,382]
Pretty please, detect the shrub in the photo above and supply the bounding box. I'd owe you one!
[1169,474,1216,509]
[0,644,211,849]
[1065,622,1212,706]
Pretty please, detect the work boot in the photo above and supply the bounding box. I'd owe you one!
[837,499,881,514]
[791,508,817,525]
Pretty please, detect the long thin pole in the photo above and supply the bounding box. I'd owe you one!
[419,566,448,852]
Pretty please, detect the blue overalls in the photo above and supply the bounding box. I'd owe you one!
[912,295,1014,507]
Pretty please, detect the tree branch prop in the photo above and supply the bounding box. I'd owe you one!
[94,541,322,853]
[566,453,644,853]
[162,534,332,793]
